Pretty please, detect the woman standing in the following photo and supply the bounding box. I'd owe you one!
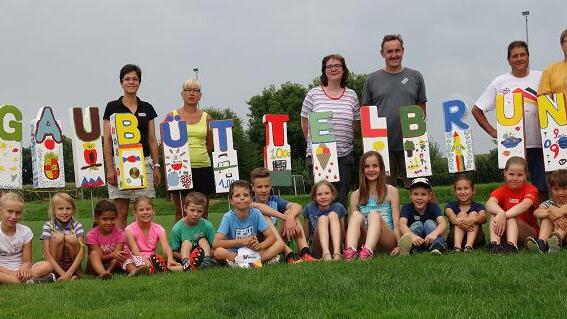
[166,79,214,221]
[103,64,161,229]
[300,54,360,210]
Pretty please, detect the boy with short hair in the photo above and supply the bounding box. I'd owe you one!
[213,180,286,266]
[170,192,215,271]
[526,169,567,253]
[249,167,316,263]
[398,178,447,255]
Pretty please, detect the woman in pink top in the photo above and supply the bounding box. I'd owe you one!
[125,196,182,273]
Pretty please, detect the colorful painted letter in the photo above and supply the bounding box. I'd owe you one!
[537,93,567,171]
[161,114,193,191]
[309,112,339,183]
[30,107,65,188]
[69,107,105,188]
[442,99,476,173]
[496,93,525,168]
[0,105,23,189]
[263,114,292,186]
[360,105,390,175]
[400,105,432,177]
[109,113,146,190]
[210,119,239,193]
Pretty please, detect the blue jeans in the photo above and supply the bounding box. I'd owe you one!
[410,220,446,250]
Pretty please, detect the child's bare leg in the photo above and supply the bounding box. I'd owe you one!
[517,220,537,248]
[489,220,501,244]
[375,223,396,253]
[317,216,331,258]
[454,226,465,249]
[88,250,107,276]
[264,217,291,255]
[345,211,364,249]
[49,233,65,261]
[214,247,237,262]
[180,240,192,260]
[64,234,79,259]
[465,224,479,248]
[197,237,212,257]
[30,261,53,277]
[506,218,519,247]
[0,272,20,284]
[260,238,286,262]
[291,218,309,251]
[539,218,554,241]
[328,212,342,258]
[364,211,381,251]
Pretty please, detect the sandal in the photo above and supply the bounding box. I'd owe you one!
[322,253,332,261]
[332,253,342,261]
[454,247,462,252]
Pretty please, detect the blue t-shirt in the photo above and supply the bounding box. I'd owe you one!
[253,195,288,224]
[217,208,268,245]
[444,201,486,229]
[303,202,347,240]
[400,203,442,226]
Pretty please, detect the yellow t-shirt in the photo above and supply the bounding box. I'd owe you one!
[171,110,211,168]
[538,61,567,96]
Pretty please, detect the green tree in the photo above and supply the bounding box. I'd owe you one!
[204,107,258,180]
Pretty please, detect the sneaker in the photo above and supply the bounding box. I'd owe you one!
[200,256,215,268]
[526,236,548,254]
[429,243,444,255]
[398,233,413,256]
[548,233,562,253]
[181,258,191,272]
[342,247,359,261]
[358,246,374,260]
[501,242,518,254]
[226,259,242,268]
[265,255,280,266]
[285,252,304,264]
[486,241,502,254]
[300,252,317,262]
[149,254,166,273]
[189,247,205,271]
[27,272,56,284]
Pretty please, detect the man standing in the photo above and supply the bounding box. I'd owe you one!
[362,34,427,187]
[538,29,567,96]
[471,41,546,196]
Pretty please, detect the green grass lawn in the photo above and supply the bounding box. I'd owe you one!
[3,186,566,318]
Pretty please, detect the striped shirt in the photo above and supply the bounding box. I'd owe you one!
[40,219,85,240]
[301,86,360,157]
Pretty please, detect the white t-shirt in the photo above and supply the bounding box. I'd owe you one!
[0,222,33,271]
[475,70,542,148]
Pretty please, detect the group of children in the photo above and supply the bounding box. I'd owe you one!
[2,152,567,284]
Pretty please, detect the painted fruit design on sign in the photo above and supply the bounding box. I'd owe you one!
[44,152,60,180]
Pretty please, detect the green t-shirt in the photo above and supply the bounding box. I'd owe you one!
[169,218,215,251]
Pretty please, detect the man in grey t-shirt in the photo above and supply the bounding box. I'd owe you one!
[362,34,427,187]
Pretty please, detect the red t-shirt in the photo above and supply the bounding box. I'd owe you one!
[490,183,539,230]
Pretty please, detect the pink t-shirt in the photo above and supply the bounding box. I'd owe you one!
[125,222,165,259]
[85,226,126,255]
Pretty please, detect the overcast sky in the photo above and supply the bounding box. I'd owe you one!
[1,1,565,154]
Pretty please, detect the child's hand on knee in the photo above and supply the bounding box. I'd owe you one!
[411,234,424,245]
[424,233,436,245]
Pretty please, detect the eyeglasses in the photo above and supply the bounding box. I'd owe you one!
[325,64,343,70]
[183,88,201,94]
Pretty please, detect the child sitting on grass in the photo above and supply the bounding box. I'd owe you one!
[33,193,85,281]
[445,175,487,252]
[213,180,286,267]
[0,193,54,284]
[486,156,539,254]
[170,192,215,271]
[249,167,315,263]
[303,180,346,261]
[85,200,132,279]
[398,178,447,255]
[125,196,182,273]
[527,169,567,253]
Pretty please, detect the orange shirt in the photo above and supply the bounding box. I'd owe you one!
[490,183,539,230]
